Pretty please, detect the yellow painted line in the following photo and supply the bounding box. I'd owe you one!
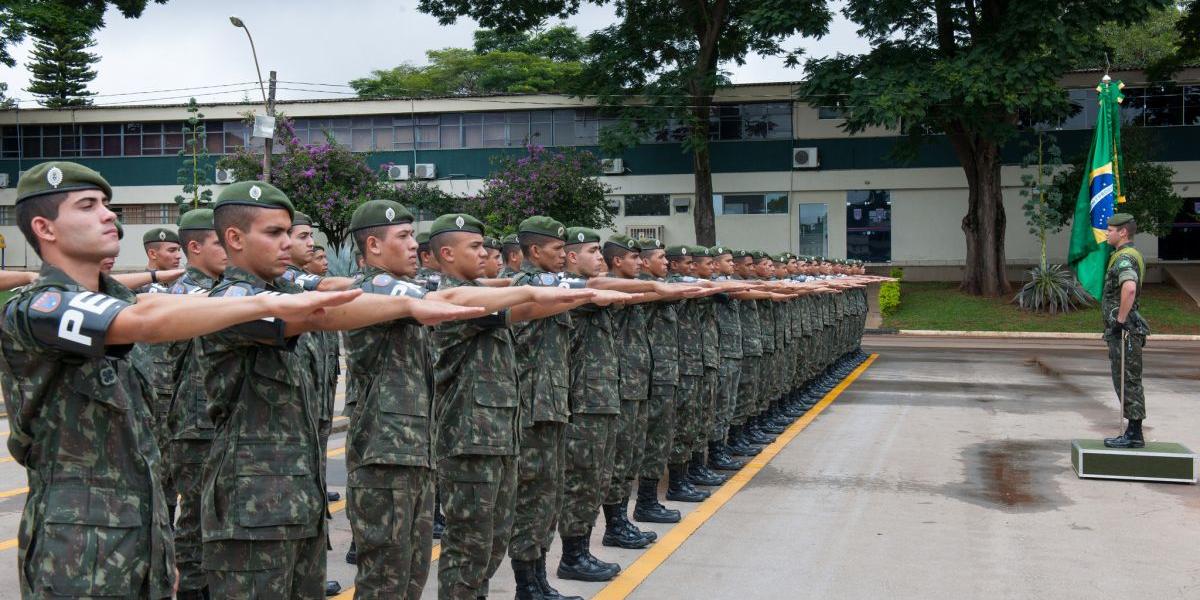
[331,543,442,600]
[593,354,879,600]
[0,456,13,464]
[327,446,346,458]
[0,486,27,499]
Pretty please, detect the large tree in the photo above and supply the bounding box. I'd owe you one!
[416,0,833,246]
[26,15,99,107]
[803,0,1172,296]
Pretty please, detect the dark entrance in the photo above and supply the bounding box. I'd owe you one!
[1159,198,1200,260]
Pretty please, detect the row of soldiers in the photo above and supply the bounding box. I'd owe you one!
[0,160,883,600]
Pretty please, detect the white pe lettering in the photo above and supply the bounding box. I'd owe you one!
[69,291,119,315]
[58,309,92,346]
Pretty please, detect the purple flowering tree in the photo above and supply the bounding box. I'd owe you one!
[467,144,615,233]
[218,118,377,248]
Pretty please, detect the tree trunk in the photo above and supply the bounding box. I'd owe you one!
[947,125,1011,296]
[691,99,717,246]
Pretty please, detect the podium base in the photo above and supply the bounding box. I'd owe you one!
[1071,440,1196,483]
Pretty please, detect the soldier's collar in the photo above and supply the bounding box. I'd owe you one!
[222,265,275,290]
[184,265,218,288]
[37,262,134,301]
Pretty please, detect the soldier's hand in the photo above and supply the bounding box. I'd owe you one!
[267,289,363,321]
[677,285,708,298]
[411,298,490,325]
[532,287,596,304]
[157,268,186,284]
[590,289,637,306]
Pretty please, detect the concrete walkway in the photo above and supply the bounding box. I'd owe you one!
[1164,263,1200,307]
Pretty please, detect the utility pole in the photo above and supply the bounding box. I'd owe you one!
[264,70,276,183]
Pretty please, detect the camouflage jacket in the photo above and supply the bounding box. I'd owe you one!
[696,285,721,370]
[415,266,443,293]
[0,264,174,598]
[666,273,704,376]
[639,274,680,384]
[166,266,219,442]
[197,265,324,542]
[566,272,620,415]
[613,300,651,401]
[285,265,331,423]
[735,276,763,357]
[756,294,776,353]
[432,275,520,459]
[345,267,435,483]
[512,265,575,425]
[133,280,174,440]
[712,276,743,360]
[1102,243,1149,336]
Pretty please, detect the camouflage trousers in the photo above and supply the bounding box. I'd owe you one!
[712,358,742,440]
[203,527,327,599]
[347,468,435,600]
[734,356,759,423]
[558,413,618,538]
[509,421,566,561]
[437,454,517,600]
[639,384,677,479]
[757,351,776,412]
[1107,332,1147,420]
[604,398,649,505]
[169,439,210,594]
[696,368,718,451]
[670,374,701,464]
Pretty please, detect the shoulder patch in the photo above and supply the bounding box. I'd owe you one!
[30,291,61,313]
[223,285,249,298]
[538,272,559,286]
[372,273,395,287]
[281,270,296,282]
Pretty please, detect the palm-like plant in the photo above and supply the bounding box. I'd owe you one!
[1014,264,1092,314]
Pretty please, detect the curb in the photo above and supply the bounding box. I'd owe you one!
[895,329,1200,341]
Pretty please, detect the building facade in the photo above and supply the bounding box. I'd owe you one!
[1,68,1197,276]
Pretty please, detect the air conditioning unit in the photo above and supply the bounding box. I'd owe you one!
[0,173,9,188]
[601,158,625,175]
[671,196,691,213]
[414,163,436,180]
[214,168,237,184]
[387,165,411,181]
[792,147,819,169]
[626,225,664,242]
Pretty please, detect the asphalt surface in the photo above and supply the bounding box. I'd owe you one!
[0,335,1196,598]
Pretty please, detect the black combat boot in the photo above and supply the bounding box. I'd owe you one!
[175,589,210,600]
[325,581,342,596]
[727,425,762,456]
[707,440,746,471]
[602,503,651,549]
[620,495,657,542]
[345,541,357,565]
[665,463,709,502]
[513,558,547,600]
[1104,419,1145,448]
[688,451,728,485]
[633,478,681,523]
[745,418,778,443]
[557,536,619,582]
[582,533,621,574]
[539,547,585,598]
[767,402,793,427]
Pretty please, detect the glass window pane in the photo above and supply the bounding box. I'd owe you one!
[721,194,765,214]
[440,114,462,126]
[124,136,142,155]
[352,117,374,128]
[484,113,506,125]
[352,129,373,151]
[530,110,553,123]
[463,123,483,148]
[103,135,122,156]
[483,123,507,147]
[374,129,392,151]
[765,192,788,214]
[163,122,183,133]
[530,122,552,146]
[207,132,224,154]
[1121,87,1146,126]
[416,125,439,149]
[163,133,184,153]
[506,111,529,124]
[462,113,483,125]
[331,129,351,146]
[103,124,123,135]
[394,126,414,150]
[417,116,439,126]
[1144,84,1183,127]
[1184,86,1200,126]
[224,129,244,152]
[846,190,892,262]
[440,124,462,149]
[42,136,60,157]
[624,194,671,217]
[373,116,392,127]
[330,118,351,128]
[797,203,828,256]
[82,124,102,135]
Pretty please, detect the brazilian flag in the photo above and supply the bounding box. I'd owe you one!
[1068,77,1125,300]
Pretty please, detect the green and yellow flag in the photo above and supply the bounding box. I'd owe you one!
[1068,77,1125,300]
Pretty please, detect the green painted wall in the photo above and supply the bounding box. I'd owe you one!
[1,126,1196,187]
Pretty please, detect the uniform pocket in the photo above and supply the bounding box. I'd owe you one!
[233,442,318,528]
[35,484,147,596]
[468,380,517,448]
[361,379,431,463]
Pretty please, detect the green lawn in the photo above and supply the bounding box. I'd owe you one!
[882,282,1200,335]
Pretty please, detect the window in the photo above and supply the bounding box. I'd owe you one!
[713,192,788,215]
[797,203,827,256]
[646,102,793,143]
[623,194,671,217]
[818,106,847,120]
[114,204,180,225]
[0,205,13,226]
[846,190,891,262]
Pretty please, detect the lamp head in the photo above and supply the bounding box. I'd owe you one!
[229,16,245,28]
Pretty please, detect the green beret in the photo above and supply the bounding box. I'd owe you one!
[215,181,294,219]
[292,211,313,227]
[604,234,640,253]
[638,238,665,251]
[416,231,431,246]
[1108,213,1135,227]
[565,227,601,245]
[519,216,567,241]
[16,161,113,204]
[115,220,125,240]
[709,246,730,257]
[689,245,710,257]
[483,236,502,250]
[665,245,691,258]
[429,213,484,238]
[732,249,750,259]
[143,227,180,245]
[501,233,520,248]
[350,200,415,233]
[772,253,789,263]
[178,208,215,231]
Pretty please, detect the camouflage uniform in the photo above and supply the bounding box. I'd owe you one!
[734,277,762,424]
[638,275,679,480]
[510,266,574,562]
[756,294,776,414]
[197,266,327,598]
[432,275,520,600]
[666,273,703,465]
[164,266,219,595]
[282,265,335,493]
[0,265,175,598]
[696,284,722,452]
[558,285,621,538]
[711,275,743,442]
[1102,244,1150,420]
[604,301,652,504]
[344,267,437,599]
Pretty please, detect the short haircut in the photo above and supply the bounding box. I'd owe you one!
[16,191,70,256]
[430,231,468,258]
[144,241,176,255]
[354,225,391,254]
[179,229,214,254]
[1118,220,1137,238]
[213,204,263,248]
[502,245,523,264]
[602,245,633,269]
[518,231,558,256]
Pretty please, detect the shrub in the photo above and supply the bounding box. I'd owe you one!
[1013,263,1091,314]
[879,281,901,316]
[889,266,904,280]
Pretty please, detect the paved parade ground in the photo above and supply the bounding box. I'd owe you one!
[0,335,1195,599]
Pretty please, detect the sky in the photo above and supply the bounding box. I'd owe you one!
[0,0,871,108]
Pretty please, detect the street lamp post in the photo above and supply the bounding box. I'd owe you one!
[230,16,275,183]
